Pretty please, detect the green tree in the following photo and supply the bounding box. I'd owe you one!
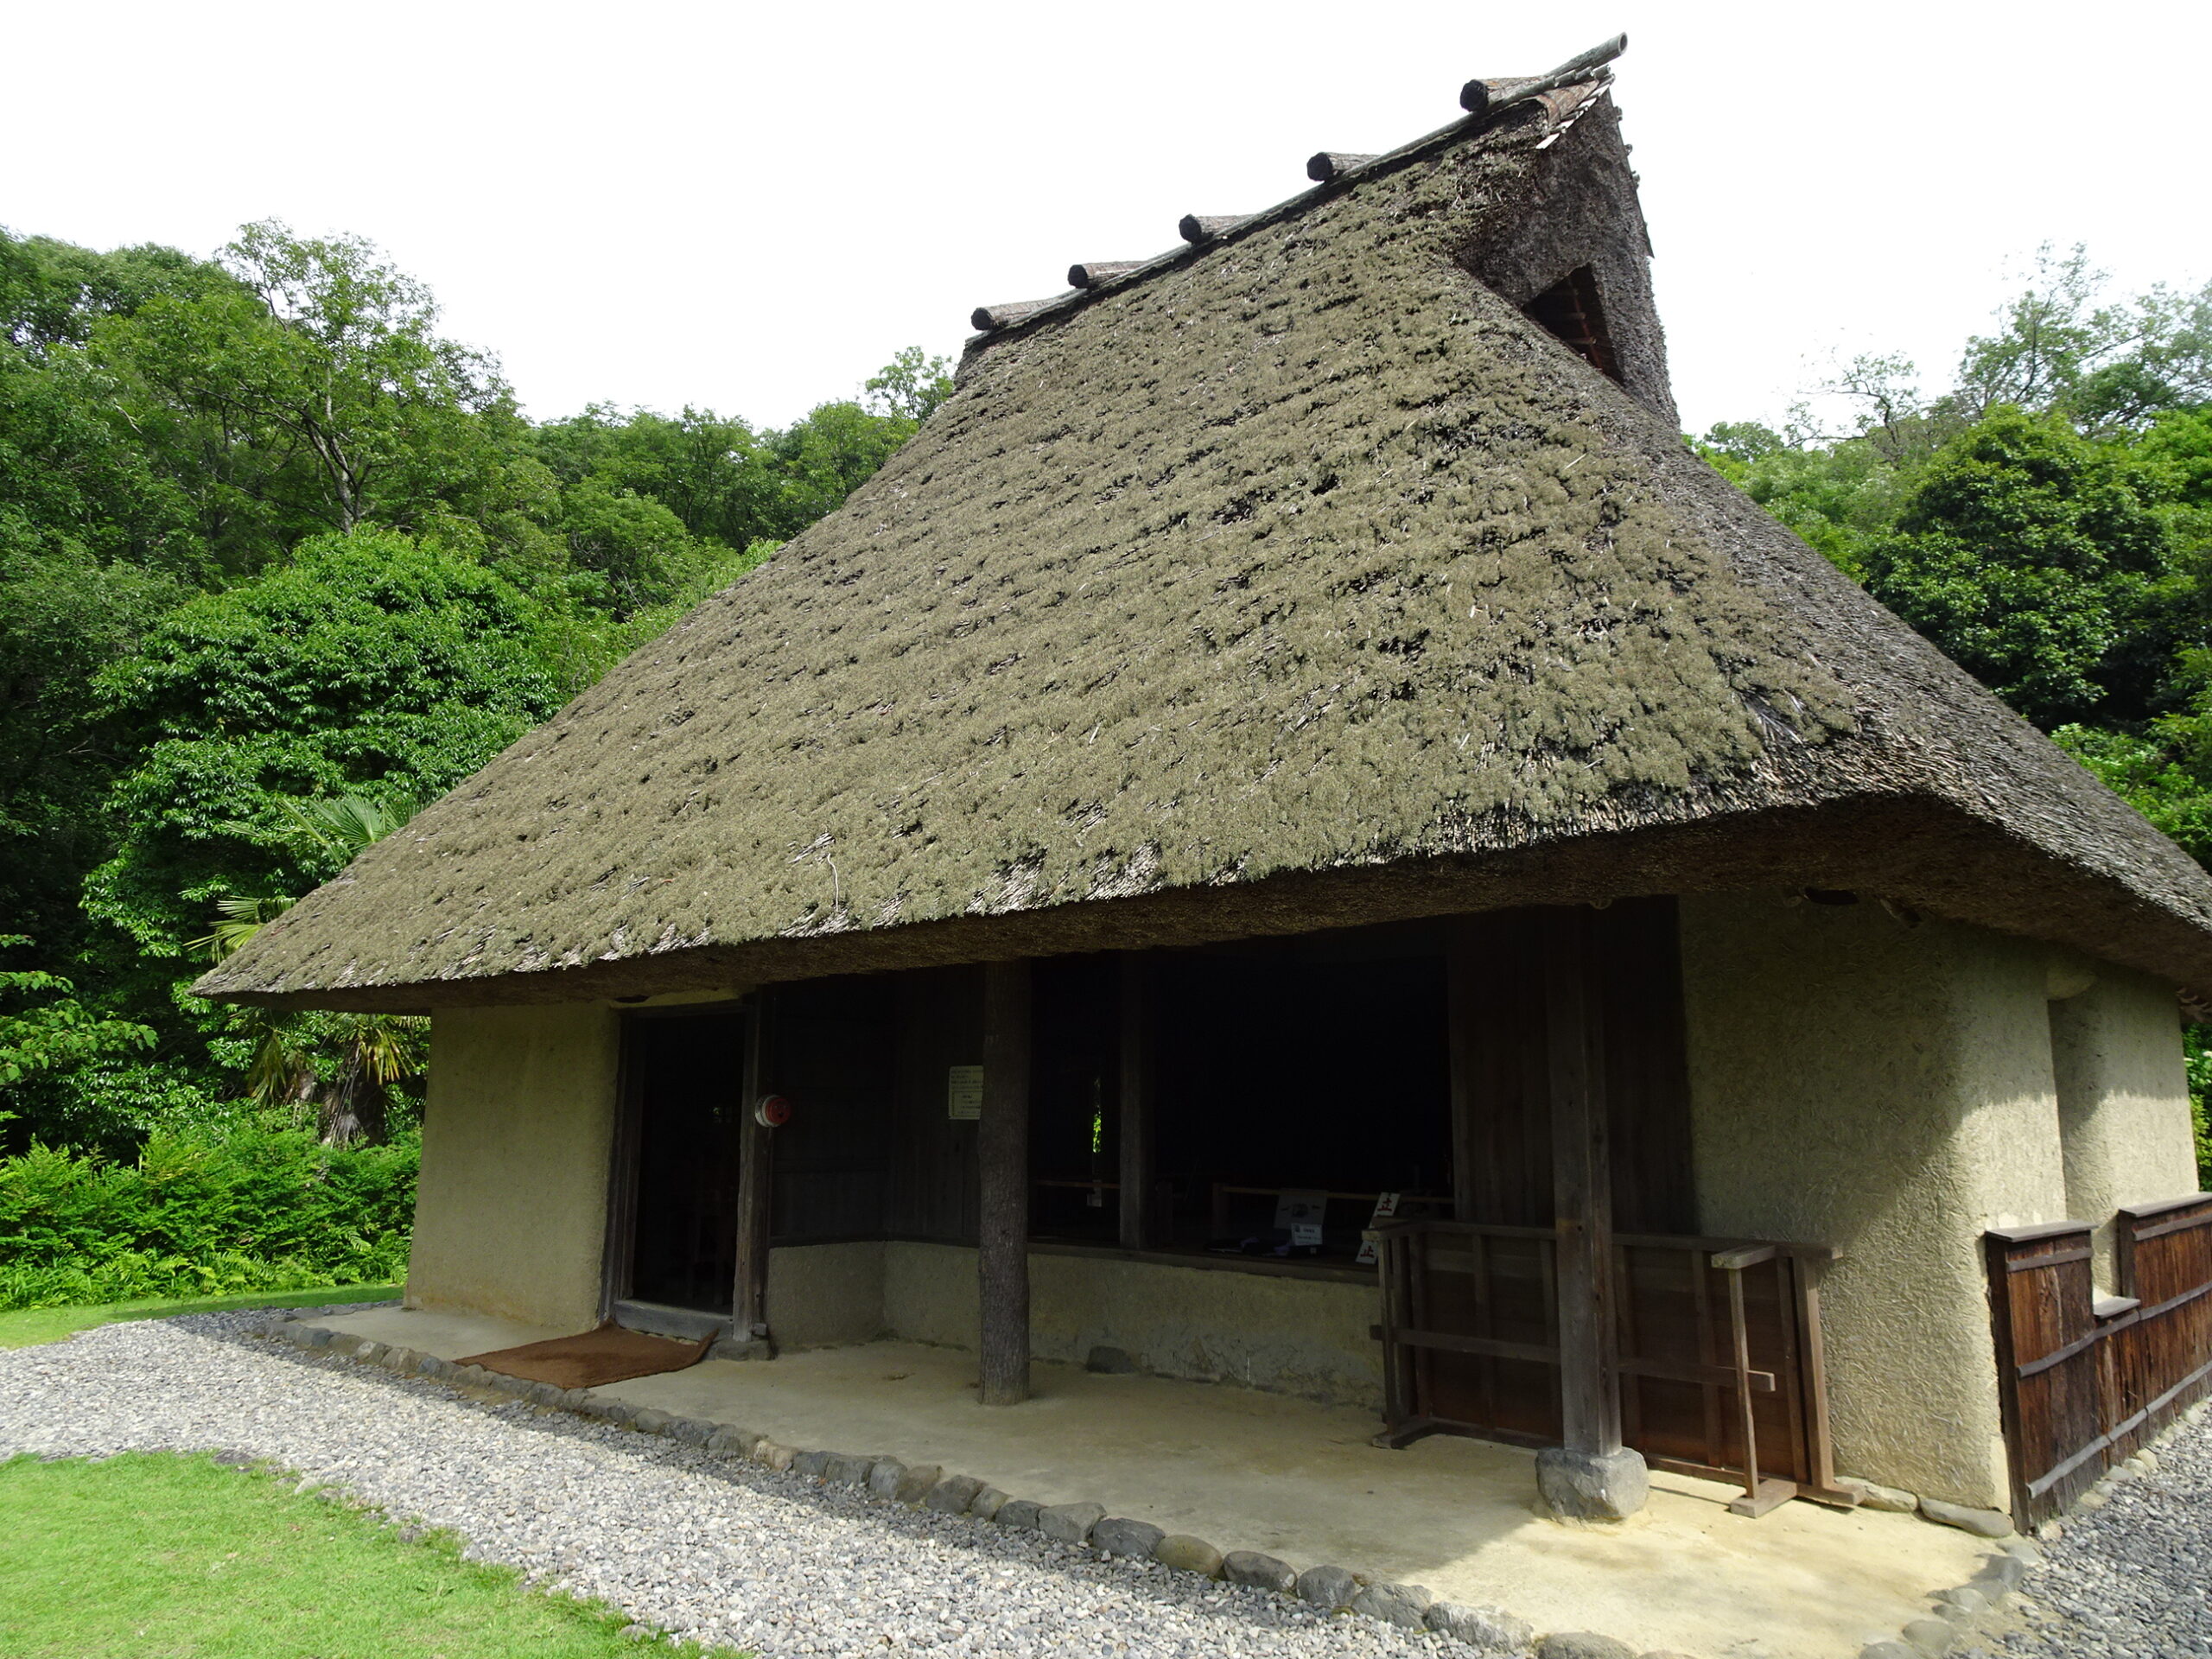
[1951,246,2212,432]
[91,219,525,570]
[1858,410,2179,728]
[83,527,580,969]
[864,346,955,422]
[190,796,427,1146]
[0,937,155,1101]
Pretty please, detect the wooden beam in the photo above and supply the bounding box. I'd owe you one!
[731,996,774,1346]
[1544,907,1624,1455]
[1117,953,1153,1250]
[979,959,1033,1406]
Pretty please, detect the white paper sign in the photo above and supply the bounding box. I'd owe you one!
[946,1065,984,1120]
[1357,1192,1402,1266]
[1274,1189,1327,1246]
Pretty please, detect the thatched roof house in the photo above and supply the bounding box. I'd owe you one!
[205,41,2212,1539]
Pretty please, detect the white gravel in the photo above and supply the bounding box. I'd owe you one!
[1965,1408,2212,1659]
[0,1310,1490,1659]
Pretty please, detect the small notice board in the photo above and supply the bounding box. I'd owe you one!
[946,1065,984,1120]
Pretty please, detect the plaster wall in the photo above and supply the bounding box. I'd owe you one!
[1679,895,2069,1510]
[876,1242,1382,1407]
[2050,964,2199,1289]
[766,1241,887,1349]
[407,1004,620,1329]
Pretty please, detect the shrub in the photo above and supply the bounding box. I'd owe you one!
[0,1127,415,1310]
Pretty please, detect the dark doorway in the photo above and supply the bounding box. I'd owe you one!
[625,1011,748,1312]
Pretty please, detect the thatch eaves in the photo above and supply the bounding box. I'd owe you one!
[197,66,2212,1012]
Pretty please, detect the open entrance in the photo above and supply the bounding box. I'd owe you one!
[618,1009,749,1314]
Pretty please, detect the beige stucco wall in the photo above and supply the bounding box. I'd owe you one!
[766,1242,888,1349]
[876,1241,1383,1407]
[2050,963,2198,1289]
[407,1004,621,1329]
[1680,895,2073,1509]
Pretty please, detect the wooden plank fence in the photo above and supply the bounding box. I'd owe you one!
[1374,1218,1853,1509]
[1986,1194,2212,1529]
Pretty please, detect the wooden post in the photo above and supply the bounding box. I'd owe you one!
[730,996,773,1351]
[1446,919,1478,1223]
[1118,953,1153,1251]
[1534,906,1646,1518]
[1545,908,1622,1454]
[979,959,1033,1406]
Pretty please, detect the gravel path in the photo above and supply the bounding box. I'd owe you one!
[0,1311,1480,1659]
[1965,1409,2212,1659]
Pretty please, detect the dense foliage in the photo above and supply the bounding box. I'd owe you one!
[1698,249,2212,861]
[0,219,948,1155]
[0,1128,418,1309]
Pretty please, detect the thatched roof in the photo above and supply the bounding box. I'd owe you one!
[199,51,2212,1012]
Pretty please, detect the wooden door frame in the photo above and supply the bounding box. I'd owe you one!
[597,999,756,1325]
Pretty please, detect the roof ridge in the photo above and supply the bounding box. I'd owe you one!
[963,36,1626,354]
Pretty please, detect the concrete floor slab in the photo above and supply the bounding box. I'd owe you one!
[323,1309,1989,1657]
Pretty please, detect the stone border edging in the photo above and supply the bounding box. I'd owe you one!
[253,1311,1801,1659]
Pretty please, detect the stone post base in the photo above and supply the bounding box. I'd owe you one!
[1536,1446,1649,1521]
[709,1335,777,1362]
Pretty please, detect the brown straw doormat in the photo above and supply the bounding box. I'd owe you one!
[454,1320,715,1389]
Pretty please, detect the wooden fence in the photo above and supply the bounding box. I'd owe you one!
[1986,1193,2212,1529]
[1374,1218,1852,1510]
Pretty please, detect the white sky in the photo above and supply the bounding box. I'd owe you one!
[7,1,2207,436]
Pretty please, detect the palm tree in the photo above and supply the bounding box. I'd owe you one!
[190,792,426,1145]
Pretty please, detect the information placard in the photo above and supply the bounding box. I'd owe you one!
[946,1065,984,1120]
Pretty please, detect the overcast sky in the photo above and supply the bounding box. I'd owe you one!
[8,1,2206,436]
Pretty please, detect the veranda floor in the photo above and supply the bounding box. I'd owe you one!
[319,1307,1988,1658]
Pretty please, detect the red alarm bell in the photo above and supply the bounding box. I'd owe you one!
[754,1094,792,1128]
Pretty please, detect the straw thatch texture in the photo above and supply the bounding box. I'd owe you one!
[199,92,2212,1011]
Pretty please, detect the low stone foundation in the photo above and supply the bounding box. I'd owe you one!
[766,1238,1383,1408]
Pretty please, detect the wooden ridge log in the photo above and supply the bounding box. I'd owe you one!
[1177,213,1248,245]
[1067,260,1146,289]
[1306,151,1377,183]
[970,297,1063,332]
[1460,33,1626,118]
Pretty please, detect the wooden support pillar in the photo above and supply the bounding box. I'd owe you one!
[730,995,774,1354]
[1446,919,1479,1224]
[1536,906,1647,1517]
[1545,908,1622,1454]
[978,959,1033,1406]
[1117,952,1153,1251]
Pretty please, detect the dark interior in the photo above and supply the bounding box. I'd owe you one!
[1147,931,1452,1258]
[626,1010,748,1312]
[619,907,1685,1294]
[1524,265,1621,384]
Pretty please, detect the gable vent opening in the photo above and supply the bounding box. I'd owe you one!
[1524,266,1620,384]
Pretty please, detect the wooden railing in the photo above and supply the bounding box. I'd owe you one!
[1374,1218,1849,1512]
[1987,1194,2212,1528]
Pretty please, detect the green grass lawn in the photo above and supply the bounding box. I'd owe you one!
[0,1451,738,1657]
[0,1283,403,1350]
